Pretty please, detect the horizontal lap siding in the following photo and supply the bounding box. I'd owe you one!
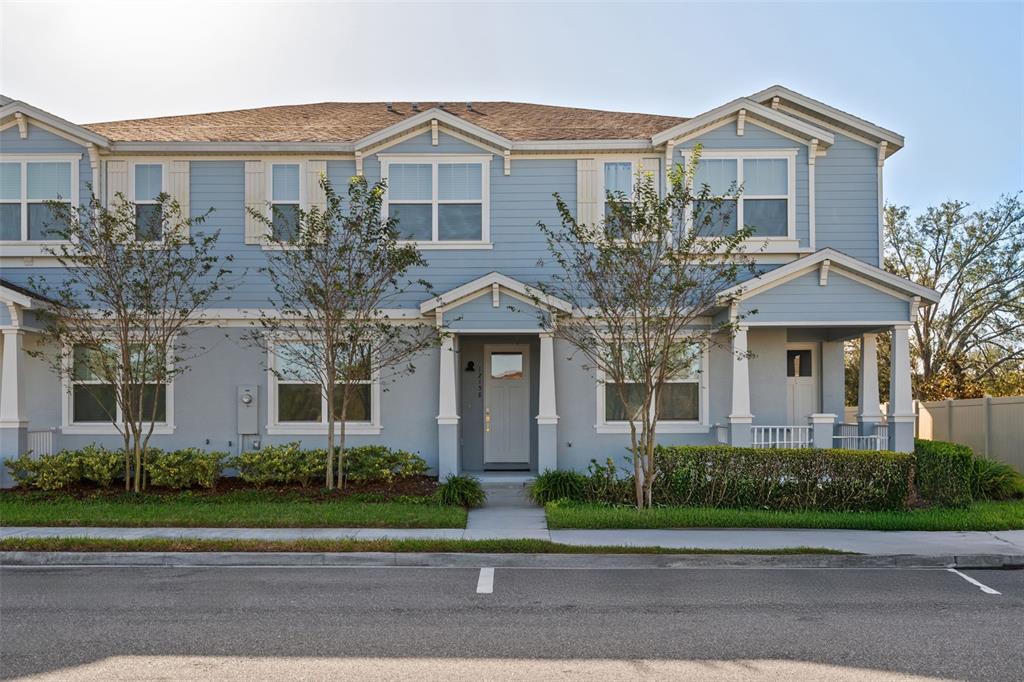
[814,132,879,265]
[741,271,908,321]
[444,292,545,330]
[190,161,254,306]
[674,123,810,248]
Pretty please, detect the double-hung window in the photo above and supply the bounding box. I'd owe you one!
[383,156,489,245]
[597,343,706,432]
[271,342,377,432]
[687,150,796,239]
[132,163,164,241]
[269,163,301,241]
[68,343,169,429]
[603,161,634,221]
[0,157,77,241]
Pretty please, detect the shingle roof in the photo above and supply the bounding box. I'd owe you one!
[83,101,687,143]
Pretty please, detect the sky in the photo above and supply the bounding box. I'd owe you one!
[1,0,1021,214]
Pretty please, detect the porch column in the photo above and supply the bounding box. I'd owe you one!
[888,325,915,452]
[536,332,558,472]
[857,333,882,437]
[809,413,836,448]
[436,332,459,479]
[728,325,753,447]
[0,329,28,461]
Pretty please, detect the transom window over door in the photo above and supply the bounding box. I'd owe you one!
[0,157,77,241]
[687,150,796,239]
[382,156,490,244]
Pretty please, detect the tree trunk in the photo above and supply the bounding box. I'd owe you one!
[325,378,336,489]
[337,393,349,490]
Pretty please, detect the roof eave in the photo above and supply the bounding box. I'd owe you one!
[651,98,834,148]
[1,100,110,148]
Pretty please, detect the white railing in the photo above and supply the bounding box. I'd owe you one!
[835,422,859,438]
[751,425,811,448]
[27,429,55,456]
[833,435,885,451]
[875,423,889,443]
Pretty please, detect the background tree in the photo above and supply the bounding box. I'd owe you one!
[846,194,1024,403]
[535,151,756,508]
[249,174,441,489]
[29,193,231,492]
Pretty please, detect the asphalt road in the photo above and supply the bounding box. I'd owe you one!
[1,564,1023,681]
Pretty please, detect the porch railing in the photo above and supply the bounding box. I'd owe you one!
[833,422,889,451]
[751,425,811,448]
[27,429,55,456]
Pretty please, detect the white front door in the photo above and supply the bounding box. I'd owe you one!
[483,344,531,465]
[786,344,819,424]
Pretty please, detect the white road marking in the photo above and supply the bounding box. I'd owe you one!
[947,568,1001,595]
[476,567,494,594]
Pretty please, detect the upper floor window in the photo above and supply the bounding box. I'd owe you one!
[382,156,490,244]
[687,150,796,239]
[270,163,301,241]
[604,161,634,220]
[132,163,164,241]
[0,157,77,242]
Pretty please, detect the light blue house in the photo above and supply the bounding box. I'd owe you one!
[0,87,939,481]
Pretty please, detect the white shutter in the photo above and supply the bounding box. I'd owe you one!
[576,158,599,229]
[641,156,662,195]
[106,160,128,207]
[168,160,190,238]
[307,160,327,213]
[244,160,268,245]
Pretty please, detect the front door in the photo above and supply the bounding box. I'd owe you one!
[483,344,530,465]
[786,344,819,424]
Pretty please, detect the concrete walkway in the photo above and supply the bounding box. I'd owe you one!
[464,484,549,540]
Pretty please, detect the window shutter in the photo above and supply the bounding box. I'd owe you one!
[307,160,327,213]
[576,158,599,228]
[106,160,128,207]
[244,160,268,245]
[168,161,190,239]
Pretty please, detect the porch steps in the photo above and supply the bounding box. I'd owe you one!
[465,482,549,540]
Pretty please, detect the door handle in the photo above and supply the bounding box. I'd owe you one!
[485,408,491,433]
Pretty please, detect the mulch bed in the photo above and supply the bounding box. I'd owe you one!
[0,475,440,501]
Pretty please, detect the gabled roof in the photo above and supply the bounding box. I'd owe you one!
[83,101,686,144]
[747,85,904,155]
[0,278,52,308]
[0,98,110,148]
[651,97,835,148]
[719,248,939,304]
[420,272,573,315]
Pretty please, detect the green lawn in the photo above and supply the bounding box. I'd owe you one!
[0,536,845,555]
[545,499,1024,531]
[0,490,467,529]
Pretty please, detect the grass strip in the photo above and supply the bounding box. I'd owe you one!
[0,490,466,529]
[545,499,1024,531]
[0,537,847,555]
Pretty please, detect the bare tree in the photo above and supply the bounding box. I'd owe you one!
[248,174,441,489]
[884,195,1024,399]
[535,150,758,508]
[28,193,232,492]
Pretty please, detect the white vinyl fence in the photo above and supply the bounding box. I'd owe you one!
[844,397,1024,470]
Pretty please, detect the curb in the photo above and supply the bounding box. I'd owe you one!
[3,551,1023,569]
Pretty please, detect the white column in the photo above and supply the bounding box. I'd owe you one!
[536,332,558,472]
[888,325,915,452]
[857,333,882,436]
[436,331,459,479]
[0,329,26,427]
[728,325,753,446]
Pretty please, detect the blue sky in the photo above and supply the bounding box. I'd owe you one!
[1,1,1021,213]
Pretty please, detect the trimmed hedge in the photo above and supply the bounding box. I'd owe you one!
[914,439,973,508]
[147,448,227,489]
[229,443,326,487]
[5,445,122,491]
[344,445,428,485]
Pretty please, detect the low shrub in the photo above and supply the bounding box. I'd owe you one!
[970,456,1024,501]
[228,443,326,487]
[147,448,227,489]
[652,445,914,511]
[4,445,122,491]
[914,439,973,508]
[529,469,586,504]
[343,445,428,485]
[435,474,487,508]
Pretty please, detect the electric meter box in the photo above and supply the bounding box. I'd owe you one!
[237,385,258,435]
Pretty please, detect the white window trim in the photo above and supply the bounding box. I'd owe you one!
[263,159,307,248]
[0,154,80,253]
[681,148,798,244]
[128,160,167,242]
[265,342,383,436]
[379,154,491,248]
[60,341,176,435]
[594,344,710,434]
[598,155,661,219]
